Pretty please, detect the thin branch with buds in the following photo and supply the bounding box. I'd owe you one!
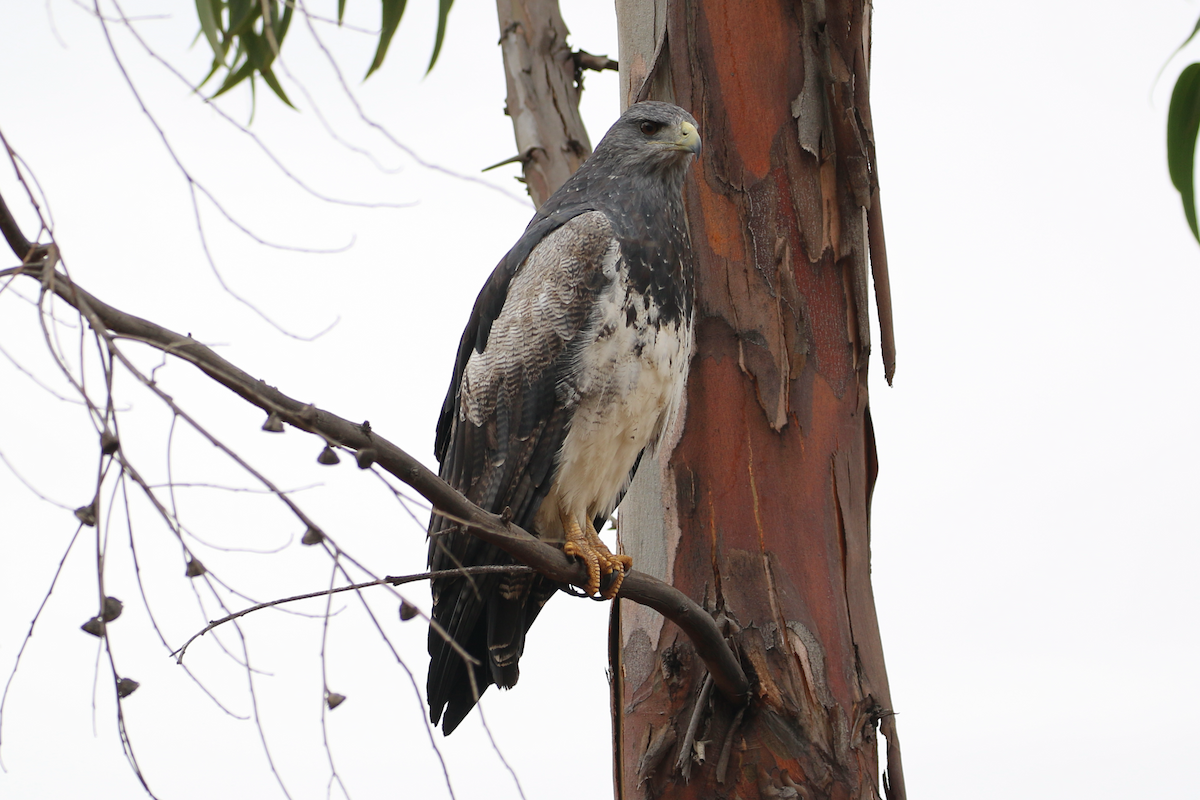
[0,222,751,705]
[173,565,535,662]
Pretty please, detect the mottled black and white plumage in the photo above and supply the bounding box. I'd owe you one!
[426,102,700,734]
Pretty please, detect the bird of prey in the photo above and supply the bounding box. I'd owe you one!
[426,101,701,734]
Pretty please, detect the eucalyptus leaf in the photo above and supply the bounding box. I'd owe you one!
[427,0,454,73]
[275,1,294,43]
[196,58,222,92]
[196,0,447,113]
[1170,13,1200,64]
[259,66,295,108]
[211,58,255,100]
[228,0,261,39]
[366,0,408,79]
[1167,63,1200,243]
[248,73,258,125]
[195,0,225,63]
[245,31,266,71]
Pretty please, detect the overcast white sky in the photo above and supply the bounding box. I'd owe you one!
[1,2,1198,799]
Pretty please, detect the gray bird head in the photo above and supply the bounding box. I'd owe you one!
[592,101,701,176]
[530,101,701,240]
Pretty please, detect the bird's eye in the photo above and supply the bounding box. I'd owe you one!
[639,120,662,136]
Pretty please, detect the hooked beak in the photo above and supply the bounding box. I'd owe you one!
[675,120,702,155]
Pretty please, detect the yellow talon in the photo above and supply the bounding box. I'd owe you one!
[560,509,632,598]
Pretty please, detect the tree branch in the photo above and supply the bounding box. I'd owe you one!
[0,189,40,263]
[574,50,618,73]
[0,242,750,704]
[172,565,537,662]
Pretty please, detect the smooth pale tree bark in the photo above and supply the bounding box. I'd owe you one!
[611,1,905,799]
[495,0,594,207]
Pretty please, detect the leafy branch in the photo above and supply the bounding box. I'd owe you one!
[195,0,455,108]
[1166,16,1200,243]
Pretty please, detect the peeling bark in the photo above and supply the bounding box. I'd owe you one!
[495,0,594,207]
[613,1,904,798]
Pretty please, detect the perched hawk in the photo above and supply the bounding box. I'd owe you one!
[426,101,701,734]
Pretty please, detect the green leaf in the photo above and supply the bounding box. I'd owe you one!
[211,57,255,100]
[244,30,264,69]
[195,0,225,64]
[275,1,294,43]
[248,74,258,125]
[195,57,223,92]
[1167,62,1200,243]
[1171,14,1200,64]
[1153,13,1200,90]
[259,66,295,108]
[427,0,454,73]
[365,0,408,79]
[338,0,346,25]
[228,0,260,39]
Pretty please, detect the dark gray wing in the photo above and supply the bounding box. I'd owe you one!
[434,202,597,460]
[427,211,618,733]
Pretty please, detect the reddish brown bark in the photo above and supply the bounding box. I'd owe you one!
[613,1,904,798]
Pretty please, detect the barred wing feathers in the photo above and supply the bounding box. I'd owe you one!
[426,211,619,733]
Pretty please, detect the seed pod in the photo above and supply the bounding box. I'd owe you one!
[355,447,377,469]
[301,527,324,546]
[100,429,120,456]
[399,601,419,621]
[116,678,140,698]
[102,596,124,622]
[317,446,340,465]
[262,412,284,433]
[81,617,104,637]
[185,558,207,578]
[74,503,97,527]
[326,692,346,710]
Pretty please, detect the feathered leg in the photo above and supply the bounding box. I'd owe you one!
[560,507,633,598]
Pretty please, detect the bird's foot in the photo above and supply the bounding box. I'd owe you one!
[561,512,633,599]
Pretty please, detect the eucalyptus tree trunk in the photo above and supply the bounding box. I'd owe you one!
[495,0,594,207]
[488,0,904,796]
[610,1,905,798]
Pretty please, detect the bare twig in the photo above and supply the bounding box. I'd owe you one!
[295,1,531,207]
[0,523,85,768]
[0,446,75,509]
[317,554,351,800]
[477,703,528,800]
[109,3,415,210]
[233,618,296,800]
[101,597,159,798]
[0,188,40,262]
[119,472,249,721]
[281,1,378,35]
[173,565,534,662]
[0,338,87,405]
[96,8,353,254]
[144,481,321,495]
[328,559,458,800]
[574,50,619,72]
[90,9,348,343]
